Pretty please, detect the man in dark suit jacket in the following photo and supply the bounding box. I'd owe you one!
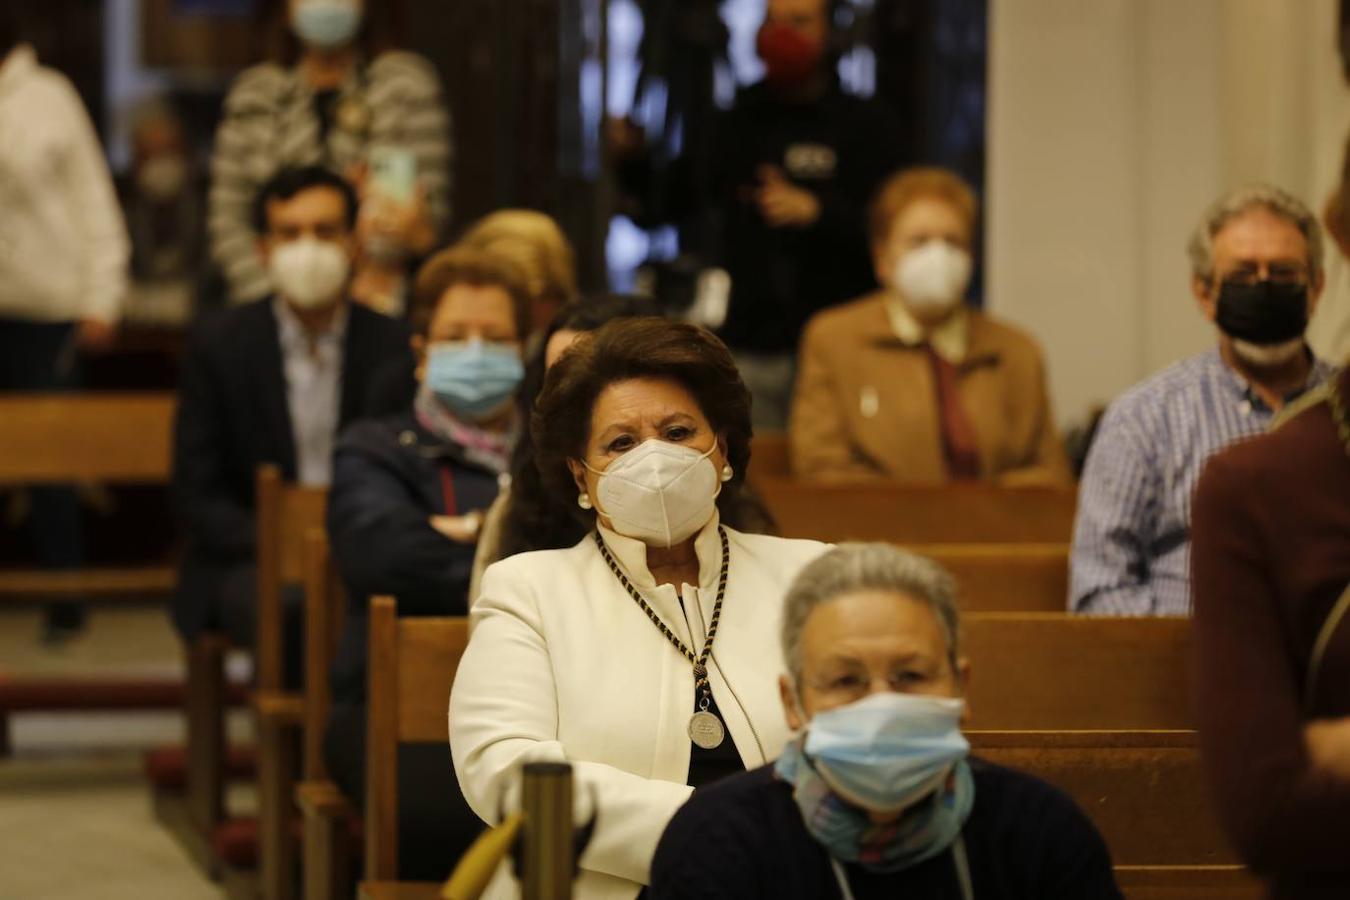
[172,166,411,671]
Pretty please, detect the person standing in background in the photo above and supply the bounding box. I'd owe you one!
[612,0,904,430]
[0,7,131,641]
[121,100,207,325]
[209,0,452,307]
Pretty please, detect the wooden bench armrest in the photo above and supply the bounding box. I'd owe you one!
[0,567,175,596]
[297,779,355,818]
[253,690,304,725]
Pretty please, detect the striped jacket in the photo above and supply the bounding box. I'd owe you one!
[208,51,451,304]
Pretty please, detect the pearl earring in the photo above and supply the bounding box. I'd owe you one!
[577,492,593,510]
[720,464,734,483]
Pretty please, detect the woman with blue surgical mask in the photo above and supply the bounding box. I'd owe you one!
[649,543,1123,900]
[208,0,452,307]
[321,245,528,881]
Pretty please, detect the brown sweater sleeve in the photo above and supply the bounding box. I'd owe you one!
[1191,447,1350,872]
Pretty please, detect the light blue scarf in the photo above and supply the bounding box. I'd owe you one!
[774,736,974,873]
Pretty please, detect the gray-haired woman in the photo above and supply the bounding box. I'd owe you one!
[650,543,1122,900]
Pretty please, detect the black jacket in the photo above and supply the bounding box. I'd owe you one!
[170,298,411,638]
[713,84,904,354]
[621,82,904,354]
[326,414,501,706]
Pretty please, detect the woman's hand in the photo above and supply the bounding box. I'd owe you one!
[361,187,436,256]
[430,511,484,544]
[1304,718,1350,779]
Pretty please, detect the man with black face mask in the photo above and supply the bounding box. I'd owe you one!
[1070,185,1337,617]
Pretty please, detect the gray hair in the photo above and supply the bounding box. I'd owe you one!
[780,543,960,685]
[1186,184,1325,284]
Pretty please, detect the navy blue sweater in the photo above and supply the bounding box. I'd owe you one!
[650,760,1123,900]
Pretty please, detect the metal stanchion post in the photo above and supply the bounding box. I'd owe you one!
[520,761,574,900]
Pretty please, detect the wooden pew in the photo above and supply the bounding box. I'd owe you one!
[156,465,327,894]
[1113,865,1264,900]
[757,478,1078,544]
[0,392,178,752]
[361,597,469,898]
[747,431,791,485]
[251,467,328,900]
[964,613,1192,730]
[910,543,1067,612]
[355,610,1257,899]
[968,731,1230,865]
[969,731,1261,898]
[296,530,357,900]
[0,392,176,604]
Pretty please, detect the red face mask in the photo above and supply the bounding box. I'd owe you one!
[756,21,824,91]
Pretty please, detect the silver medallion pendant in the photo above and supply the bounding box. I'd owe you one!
[688,710,725,750]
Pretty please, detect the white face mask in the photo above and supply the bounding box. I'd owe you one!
[269,236,351,309]
[584,439,721,548]
[893,240,972,314]
[1232,336,1305,368]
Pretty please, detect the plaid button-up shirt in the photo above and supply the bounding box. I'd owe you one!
[1070,347,1336,616]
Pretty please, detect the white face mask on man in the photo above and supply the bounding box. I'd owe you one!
[893,240,972,314]
[269,237,351,310]
[584,439,723,548]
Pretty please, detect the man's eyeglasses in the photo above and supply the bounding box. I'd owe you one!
[1218,263,1308,287]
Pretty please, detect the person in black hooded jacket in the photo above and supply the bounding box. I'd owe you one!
[322,243,530,880]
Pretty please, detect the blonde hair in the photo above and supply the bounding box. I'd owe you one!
[869,167,978,247]
[460,209,578,308]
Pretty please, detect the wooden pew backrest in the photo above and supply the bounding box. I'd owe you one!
[968,730,1232,866]
[964,614,1192,730]
[365,597,469,881]
[909,543,1067,612]
[747,432,790,486]
[301,529,345,782]
[255,464,328,691]
[0,392,175,484]
[757,479,1078,544]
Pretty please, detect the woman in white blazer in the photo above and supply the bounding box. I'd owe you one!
[449,317,829,899]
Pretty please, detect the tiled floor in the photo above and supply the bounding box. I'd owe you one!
[0,605,241,900]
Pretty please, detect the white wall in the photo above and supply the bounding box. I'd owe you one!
[988,0,1350,426]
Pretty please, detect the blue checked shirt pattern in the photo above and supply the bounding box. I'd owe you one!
[1070,347,1336,616]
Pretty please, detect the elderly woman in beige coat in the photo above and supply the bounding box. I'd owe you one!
[789,167,1069,486]
[449,317,828,899]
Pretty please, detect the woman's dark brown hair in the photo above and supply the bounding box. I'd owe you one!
[531,317,773,537]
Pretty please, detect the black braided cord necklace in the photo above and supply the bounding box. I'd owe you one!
[593,526,730,749]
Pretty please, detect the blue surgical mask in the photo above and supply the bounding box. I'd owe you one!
[804,692,969,814]
[424,340,523,422]
[292,0,362,50]
[776,724,974,873]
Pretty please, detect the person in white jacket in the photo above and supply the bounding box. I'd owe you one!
[449,317,829,899]
[0,14,130,640]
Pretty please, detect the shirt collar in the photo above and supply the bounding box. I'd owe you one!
[594,509,724,593]
[884,295,970,364]
[273,296,349,355]
[1206,344,1334,410]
